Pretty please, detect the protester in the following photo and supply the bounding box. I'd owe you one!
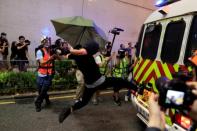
[58,40,137,123]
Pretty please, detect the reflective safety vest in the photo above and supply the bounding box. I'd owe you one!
[38,48,54,75]
[98,55,107,75]
[113,58,129,78]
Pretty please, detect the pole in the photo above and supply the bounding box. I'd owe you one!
[110,33,117,54]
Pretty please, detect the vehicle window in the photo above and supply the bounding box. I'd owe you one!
[141,24,161,60]
[136,25,144,57]
[161,20,186,64]
[184,16,197,65]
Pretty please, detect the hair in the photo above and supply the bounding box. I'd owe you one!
[55,39,62,47]
[84,40,99,55]
[74,44,82,49]
[19,36,25,40]
[1,32,6,36]
[11,41,17,47]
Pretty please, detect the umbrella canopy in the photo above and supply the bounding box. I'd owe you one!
[51,16,107,50]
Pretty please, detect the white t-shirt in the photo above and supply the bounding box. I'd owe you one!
[95,55,102,65]
[36,49,47,77]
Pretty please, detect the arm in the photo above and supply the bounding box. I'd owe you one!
[36,50,55,66]
[26,49,29,60]
[0,42,6,53]
[17,43,27,50]
[70,48,87,55]
[148,93,165,130]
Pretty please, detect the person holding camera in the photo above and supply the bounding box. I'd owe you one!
[16,36,29,72]
[34,36,59,112]
[146,81,197,131]
[58,40,137,123]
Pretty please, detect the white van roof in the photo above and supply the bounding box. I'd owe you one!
[145,0,197,24]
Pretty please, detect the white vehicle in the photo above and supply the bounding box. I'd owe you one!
[131,0,197,130]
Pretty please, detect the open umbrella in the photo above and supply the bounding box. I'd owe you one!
[51,16,107,49]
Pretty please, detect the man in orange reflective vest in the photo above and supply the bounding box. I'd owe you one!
[34,36,57,112]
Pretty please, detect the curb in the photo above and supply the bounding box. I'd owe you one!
[0,89,76,101]
[0,88,128,101]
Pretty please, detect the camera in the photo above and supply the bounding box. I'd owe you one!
[156,75,196,110]
[49,45,62,55]
[25,40,31,46]
[109,28,124,35]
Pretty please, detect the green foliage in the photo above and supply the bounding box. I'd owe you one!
[0,60,77,95]
[52,60,77,90]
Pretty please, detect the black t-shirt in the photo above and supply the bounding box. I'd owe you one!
[17,43,28,60]
[10,45,18,59]
[68,52,101,85]
[0,37,9,56]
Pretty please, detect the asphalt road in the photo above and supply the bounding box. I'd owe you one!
[0,93,146,131]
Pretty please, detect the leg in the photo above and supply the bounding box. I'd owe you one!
[75,70,85,100]
[99,77,137,105]
[59,87,96,123]
[73,87,96,110]
[92,91,99,105]
[35,76,52,112]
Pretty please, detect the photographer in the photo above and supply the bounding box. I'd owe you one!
[146,82,197,131]
[16,36,29,72]
[34,36,61,112]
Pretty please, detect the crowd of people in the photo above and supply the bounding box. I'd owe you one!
[2,31,196,130]
[0,32,30,72]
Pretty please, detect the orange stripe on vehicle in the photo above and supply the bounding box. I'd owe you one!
[134,59,145,78]
[136,60,153,83]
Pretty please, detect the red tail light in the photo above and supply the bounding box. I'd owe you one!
[175,114,192,129]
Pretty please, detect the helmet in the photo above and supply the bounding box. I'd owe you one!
[40,35,47,43]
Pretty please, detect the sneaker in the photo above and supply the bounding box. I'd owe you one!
[125,95,129,102]
[92,99,98,105]
[59,107,71,123]
[35,102,41,112]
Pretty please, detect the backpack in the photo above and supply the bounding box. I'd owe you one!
[35,45,44,57]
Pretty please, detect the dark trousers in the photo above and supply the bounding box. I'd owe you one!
[35,75,52,105]
[72,77,137,111]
